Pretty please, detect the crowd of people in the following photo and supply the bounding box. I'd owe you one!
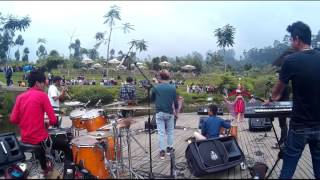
[186,83,216,94]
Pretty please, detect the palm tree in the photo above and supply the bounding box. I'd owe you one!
[122,39,148,70]
[101,5,135,78]
[214,24,235,72]
[214,24,236,51]
[36,38,47,60]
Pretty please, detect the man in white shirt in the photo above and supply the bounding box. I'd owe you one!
[48,76,66,127]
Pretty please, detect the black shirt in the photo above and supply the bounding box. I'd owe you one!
[280,49,320,128]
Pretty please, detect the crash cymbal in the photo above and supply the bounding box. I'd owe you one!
[106,106,153,110]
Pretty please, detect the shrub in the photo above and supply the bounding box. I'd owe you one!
[0,92,18,133]
[69,86,116,106]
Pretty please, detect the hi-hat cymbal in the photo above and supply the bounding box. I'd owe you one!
[98,118,137,130]
[106,106,153,110]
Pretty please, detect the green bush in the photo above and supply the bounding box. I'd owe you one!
[0,92,18,133]
[69,86,116,106]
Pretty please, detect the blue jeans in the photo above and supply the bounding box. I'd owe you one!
[279,126,320,179]
[156,112,174,151]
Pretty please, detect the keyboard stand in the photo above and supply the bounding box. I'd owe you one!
[266,120,284,179]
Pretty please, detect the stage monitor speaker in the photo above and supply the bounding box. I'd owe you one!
[0,133,25,170]
[185,136,244,177]
[248,118,272,132]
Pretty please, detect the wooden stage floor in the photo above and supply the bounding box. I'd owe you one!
[60,112,315,179]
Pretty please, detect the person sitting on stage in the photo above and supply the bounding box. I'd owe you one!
[119,76,136,117]
[194,104,231,140]
[10,69,73,178]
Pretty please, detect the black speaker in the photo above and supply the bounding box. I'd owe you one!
[185,136,244,177]
[0,133,25,169]
[248,118,272,132]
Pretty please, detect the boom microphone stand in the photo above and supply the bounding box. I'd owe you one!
[134,62,160,179]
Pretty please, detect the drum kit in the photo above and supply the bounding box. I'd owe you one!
[56,100,151,179]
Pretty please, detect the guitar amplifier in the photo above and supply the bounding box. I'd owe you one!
[248,118,272,132]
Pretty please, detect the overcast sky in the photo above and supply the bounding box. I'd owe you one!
[1,1,320,62]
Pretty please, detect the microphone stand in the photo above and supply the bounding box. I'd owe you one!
[133,62,159,179]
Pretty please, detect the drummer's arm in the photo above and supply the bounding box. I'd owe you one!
[44,95,57,126]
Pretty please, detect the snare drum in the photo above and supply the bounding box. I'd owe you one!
[81,109,108,132]
[70,108,86,129]
[71,135,115,179]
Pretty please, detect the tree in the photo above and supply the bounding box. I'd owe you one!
[36,38,47,60]
[14,34,24,60]
[0,13,31,63]
[49,50,59,57]
[122,39,148,70]
[99,5,135,78]
[69,39,81,60]
[214,24,236,51]
[14,50,20,61]
[22,47,30,62]
[87,49,99,60]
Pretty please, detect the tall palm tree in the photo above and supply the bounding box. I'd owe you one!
[102,5,135,78]
[214,24,236,51]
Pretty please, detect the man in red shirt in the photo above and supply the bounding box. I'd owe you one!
[10,69,72,177]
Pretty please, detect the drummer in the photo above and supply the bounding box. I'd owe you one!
[10,69,73,178]
[119,76,136,117]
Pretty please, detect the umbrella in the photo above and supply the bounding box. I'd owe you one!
[159,61,172,67]
[182,65,196,71]
[92,63,103,68]
[136,62,143,66]
[108,58,121,64]
[82,58,94,64]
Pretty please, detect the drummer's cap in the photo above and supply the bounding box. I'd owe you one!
[159,70,170,80]
[53,76,62,82]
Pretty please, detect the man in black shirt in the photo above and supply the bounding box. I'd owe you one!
[270,21,320,179]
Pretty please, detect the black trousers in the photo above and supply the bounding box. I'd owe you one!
[35,134,73,170]
[6,77,11,86]
[278,117,288,145]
